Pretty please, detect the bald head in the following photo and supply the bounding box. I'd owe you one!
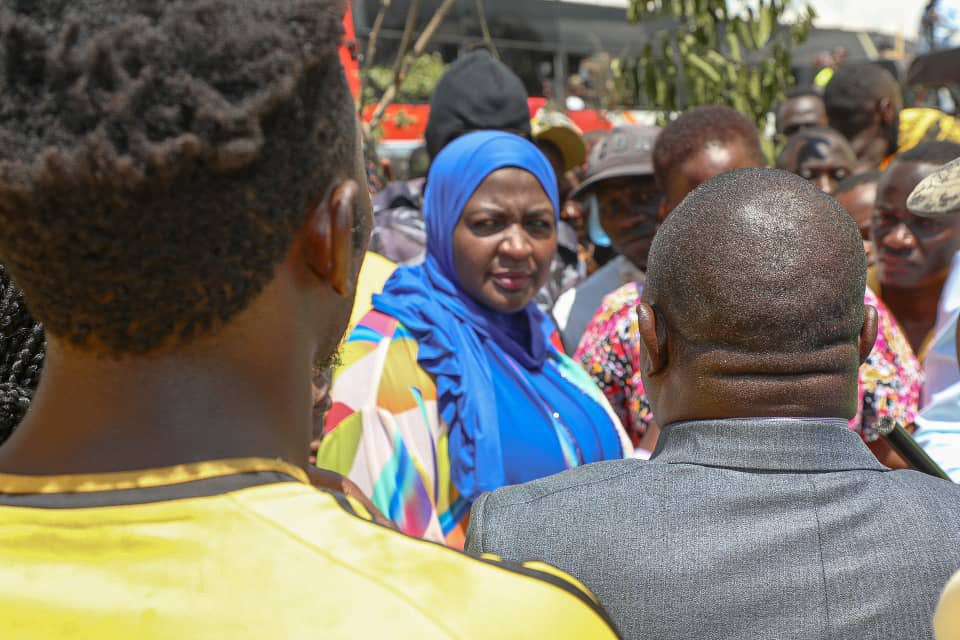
[647,169,865,353]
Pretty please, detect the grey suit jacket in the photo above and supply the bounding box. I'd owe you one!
[466,418,960,640]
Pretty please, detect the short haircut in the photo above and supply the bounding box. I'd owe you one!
[775,127,856,171]
[823,63,900,140]
[835,170,882,196]
[652,106,764,187]
[0,0,353,355]
[896,140,960,166]
[646,168,865,353]
[0,265,44,444]
[784,85,822,100]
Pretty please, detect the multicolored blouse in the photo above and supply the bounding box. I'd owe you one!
[316,309,631,548]
[576,283,923,445]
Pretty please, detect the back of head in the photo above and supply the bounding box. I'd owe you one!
[646,169,866,356]
[652,105,763,188]
[823,63,901,140]
[0,0,353,355]
[424,50,531,160]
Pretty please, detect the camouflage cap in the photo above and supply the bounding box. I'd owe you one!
[907,156,960,217]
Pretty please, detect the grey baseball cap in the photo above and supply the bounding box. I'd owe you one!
[908,156,960,217]
[571,124,661,199]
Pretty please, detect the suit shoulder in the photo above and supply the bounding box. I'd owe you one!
[481,459,645,509]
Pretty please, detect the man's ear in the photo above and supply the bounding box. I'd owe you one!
[637,303,668,375]
[858,304,879,364]
[304,179,360,296]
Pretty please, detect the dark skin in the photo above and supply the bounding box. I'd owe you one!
[592,175,661,271]
[833,94,901,168]
[779,131,856,195]
[873,159,960,352]
[837,181,878,270]
[626,139,762,449]
[0,125,372,477]
[776,95,828,138]
[453,168,556,314]
[659,141,763,219]
[536,139,573,201]
[636,298,878,426]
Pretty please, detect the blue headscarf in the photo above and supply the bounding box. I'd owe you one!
[372,131,566,501]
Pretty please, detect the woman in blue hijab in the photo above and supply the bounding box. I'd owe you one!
[316,131,629,547]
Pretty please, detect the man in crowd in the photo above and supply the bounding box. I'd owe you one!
[575,106,763,449]
[577,105,922,457]
[467,169,960,640]
[908,155,960,638]
[875,142,960,480]
[824,62,960,169]
[836,170,882,291]
[552,125,661,353]
[0,3,621,637]
[776,86,828,139]
[530,108,589,309]
[776,126,858,195]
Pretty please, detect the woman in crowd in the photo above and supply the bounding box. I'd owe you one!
[317,131,630,547]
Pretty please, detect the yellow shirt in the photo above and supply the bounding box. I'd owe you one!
[937,570,960,640]
[0,458,619,639]
[881,108,960,169]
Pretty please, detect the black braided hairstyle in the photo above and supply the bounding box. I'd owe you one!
[0,264,44,444]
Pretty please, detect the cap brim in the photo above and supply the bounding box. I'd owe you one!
[908,156,960,217]
[570,163,655,200]
[536,127,586,172]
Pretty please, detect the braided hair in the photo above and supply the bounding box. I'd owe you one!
[0,264,44,444]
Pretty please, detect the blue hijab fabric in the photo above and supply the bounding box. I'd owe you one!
[373,131,623,502]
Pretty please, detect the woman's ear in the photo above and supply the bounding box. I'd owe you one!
[637,303,668,375]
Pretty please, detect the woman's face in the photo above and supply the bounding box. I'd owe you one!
[453,168,556,313]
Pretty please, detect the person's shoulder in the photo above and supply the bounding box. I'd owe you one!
[882,468,960,502]
[597,280,643,315]
[236,483,621,638]
[477,459,645,513]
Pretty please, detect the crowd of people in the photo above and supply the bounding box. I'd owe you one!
[2,1,960,638]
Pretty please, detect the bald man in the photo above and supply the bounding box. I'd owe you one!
[467,169,960,640]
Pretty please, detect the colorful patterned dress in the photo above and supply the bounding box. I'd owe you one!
[576,283,923,445]
[317,309,631,548]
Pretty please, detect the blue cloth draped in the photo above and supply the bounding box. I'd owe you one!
[372,131,622,502]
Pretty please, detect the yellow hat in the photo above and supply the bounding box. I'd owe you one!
[531,108,586,172]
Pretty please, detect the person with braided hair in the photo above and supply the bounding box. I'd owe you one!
[0,264,43,445]
[0,3,620,638]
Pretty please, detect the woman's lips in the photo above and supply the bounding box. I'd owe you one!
[491,272,532,292]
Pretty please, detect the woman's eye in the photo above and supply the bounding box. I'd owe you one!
[470,219,503,233]
[526,219,553,230]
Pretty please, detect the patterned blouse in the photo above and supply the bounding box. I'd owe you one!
[316,309,631,549]
[576,283,923,445]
